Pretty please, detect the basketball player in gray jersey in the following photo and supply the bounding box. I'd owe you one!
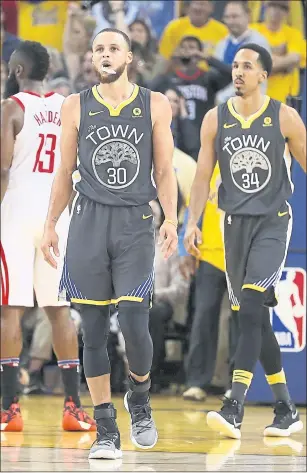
[185,44,306,440]
[42,28,178,460]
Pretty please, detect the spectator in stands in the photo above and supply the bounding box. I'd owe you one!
[18,0,71,52]
[73,50,99,93]
[165,87,199,161]
[63,3,96,84]
[250,0,305,103]
[179,165,230,401]
[1,7,21,64]
[127,41,148,87]
[91,0,138,36]
[149,199,190,392]
[150,36,232,152]
[1,0,18,36]
[129,19,166,82]
[213,0,271,103]
[48,76,72,97]
[248,0,306,37]
[46,46,65,80]
[159,0,227,63]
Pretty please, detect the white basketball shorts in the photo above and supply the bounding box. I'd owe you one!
[1,195,70,307]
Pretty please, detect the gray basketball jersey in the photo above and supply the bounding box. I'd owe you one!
[215,97,293,215]
[75,84,156,206]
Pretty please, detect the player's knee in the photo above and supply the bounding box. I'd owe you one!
[80,305,109,350]
[118,299,150,346]
[239,289,265,332]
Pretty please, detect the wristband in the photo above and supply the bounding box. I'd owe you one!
[164,219,178,228]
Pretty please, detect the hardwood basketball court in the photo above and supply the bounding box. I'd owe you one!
[1,395,306,471]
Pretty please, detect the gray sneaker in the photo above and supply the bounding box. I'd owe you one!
[88,405,122,460]
[124,391,158,449]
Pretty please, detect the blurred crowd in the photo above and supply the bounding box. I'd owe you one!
[1,0,306,401]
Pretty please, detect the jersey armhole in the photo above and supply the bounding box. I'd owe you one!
[214,104,222,153]
[78,91,86,136]
[11,95,25,112]
[145,89,153,132]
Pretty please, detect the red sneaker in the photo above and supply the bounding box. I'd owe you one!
[1,403,24,432]
[62,398,96,432]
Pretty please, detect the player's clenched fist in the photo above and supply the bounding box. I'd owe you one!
[41,227,60,269]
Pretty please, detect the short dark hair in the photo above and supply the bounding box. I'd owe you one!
[92,28,131,51]
[226,0,249,14]
[15,40,50,81]
[180,35,203,51]
[236,43,273,76]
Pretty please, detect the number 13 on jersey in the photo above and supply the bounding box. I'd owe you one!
[33,133,57,173]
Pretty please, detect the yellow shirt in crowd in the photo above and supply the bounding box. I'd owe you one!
[248,0,305,36]
[18,1,70,52]
[198,163,224,272]
[159,16,227,61]
[182,161,225,273]
[250,23,305,103]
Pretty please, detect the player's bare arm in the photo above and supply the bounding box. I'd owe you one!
[42,94,80,268]
[280,103,307,173]
[184,107,218,257]
[151,91,178,260]
[0,99,24,202]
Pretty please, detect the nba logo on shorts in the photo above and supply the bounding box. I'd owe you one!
[270,267,306,352]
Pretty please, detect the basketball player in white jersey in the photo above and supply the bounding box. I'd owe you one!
[0,41,95,432]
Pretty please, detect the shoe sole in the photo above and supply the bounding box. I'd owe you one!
[124,392,158,449]
[263,420,303,437]
[207,412,241,440]
[88,448,122,460]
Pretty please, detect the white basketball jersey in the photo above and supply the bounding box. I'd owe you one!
[6,91,65,216]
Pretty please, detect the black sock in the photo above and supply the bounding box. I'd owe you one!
[58,362,80,407]
[1,360,20,410]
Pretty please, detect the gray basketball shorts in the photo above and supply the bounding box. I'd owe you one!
[222,202,292,311]
[59,195,155,306]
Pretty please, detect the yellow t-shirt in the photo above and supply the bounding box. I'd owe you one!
[199,163,224,272]
[250,23,304,103]
[185,163,225,272]
[248,0,305,37]
[18,1,69,52]
[159,16,228,61]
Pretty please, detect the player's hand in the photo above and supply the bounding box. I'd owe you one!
[179,255,197,280]
[158,221,178,260]
[41,227,60,269]
[184,223,202,258]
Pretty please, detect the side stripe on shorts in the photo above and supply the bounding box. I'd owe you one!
[0,242,9,304]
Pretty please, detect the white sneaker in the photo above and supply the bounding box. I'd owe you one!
[182,387,206,401]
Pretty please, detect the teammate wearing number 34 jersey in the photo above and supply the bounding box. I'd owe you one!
[1,41,94,432]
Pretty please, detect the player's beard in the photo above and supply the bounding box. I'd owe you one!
[235,87,244,97]
[99,62,126,84]
[4,72,20,99]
